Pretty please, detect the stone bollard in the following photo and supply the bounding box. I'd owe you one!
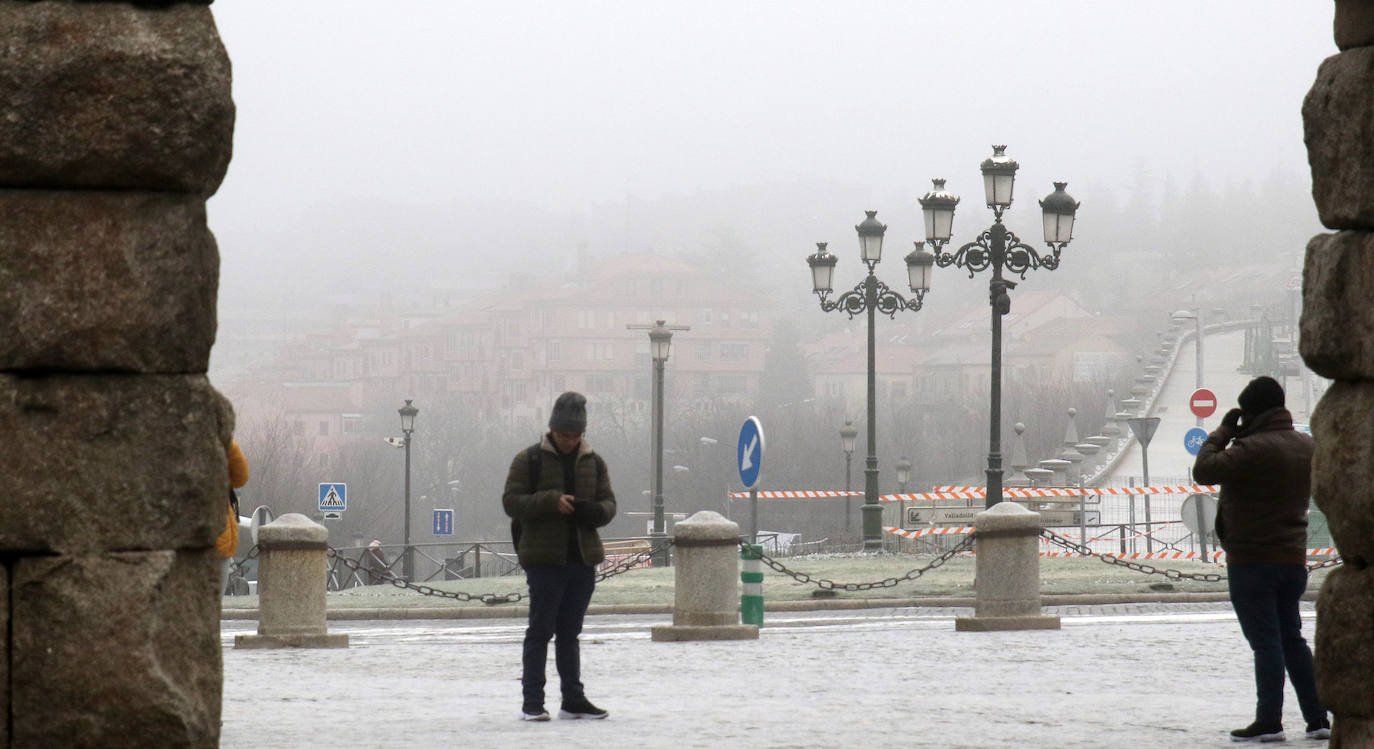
[955,503,1061,632]
[235,514,348,649]
[651,511,759,642]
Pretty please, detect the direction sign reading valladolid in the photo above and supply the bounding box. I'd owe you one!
[903,506,1098,527]
[318,483,347,512]
[737,416,765,489]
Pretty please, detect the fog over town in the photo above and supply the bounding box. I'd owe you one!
[204,2,1336,546]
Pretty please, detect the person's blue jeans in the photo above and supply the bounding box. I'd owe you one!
[1228,563,1325,726]
[522,564,596,707]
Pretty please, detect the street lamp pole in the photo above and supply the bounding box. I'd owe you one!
[839,421,857,531]
[628,319,689,567]
[921,146,1080,509]
[397,399,419,581]
[895,456,912,493]
[808,214,934,550]
[1172,308,1206,427]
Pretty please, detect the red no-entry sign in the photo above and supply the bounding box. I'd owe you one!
[1190,388,1218,418]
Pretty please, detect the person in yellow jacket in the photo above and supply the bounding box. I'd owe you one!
[217,441,250,594]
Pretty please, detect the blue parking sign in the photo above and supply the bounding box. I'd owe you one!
[433,509,454,536]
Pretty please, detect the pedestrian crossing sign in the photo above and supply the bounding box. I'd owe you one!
[319,483,347,512]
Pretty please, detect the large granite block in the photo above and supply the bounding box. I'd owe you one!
[0,565,7,748]
[1311,381,1374,563]
[1316,566,1374,716]
[10,550,221,749]
[0,0,233,196]
[1337,0,1374,51]
[0,373,229,554]
[0,190,219,373]
[1304,47,1374,230]
[1301,232,1374,380]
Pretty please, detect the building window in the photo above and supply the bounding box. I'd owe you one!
[548,341,561,362]
[697,308,712,326]
[293,420,305,436]
[578,310,595,329]
[342,415,363,433]
[721,343,749,362]
[318,421,329,436]
[698,342,712,360]
[586,342,614,361]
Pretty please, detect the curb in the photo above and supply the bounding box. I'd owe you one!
[220,590,1317,622]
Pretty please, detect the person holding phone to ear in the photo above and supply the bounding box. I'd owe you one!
[1193,376,1329,742]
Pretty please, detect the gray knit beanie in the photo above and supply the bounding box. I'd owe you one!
[548,391,587,433]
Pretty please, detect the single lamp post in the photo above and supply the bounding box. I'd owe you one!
[627,319,688,567]
[895,456,912,493]
[921,146,1079,509]
[397,399,419,581]
[808,215,934,550]
[839,420,858,530]
[1172,308,1206,427]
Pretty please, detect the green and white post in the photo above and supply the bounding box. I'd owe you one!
[740,543,764,627]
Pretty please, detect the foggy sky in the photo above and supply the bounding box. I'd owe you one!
[207,2,1334,321]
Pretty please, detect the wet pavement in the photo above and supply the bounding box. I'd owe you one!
[220,601,1326,748]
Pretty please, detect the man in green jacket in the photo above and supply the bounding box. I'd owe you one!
[503,391,616,722]
[1192,376,1329,742]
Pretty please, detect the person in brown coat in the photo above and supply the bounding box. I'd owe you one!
[503,391,615,722]
[1192,376,1329,741]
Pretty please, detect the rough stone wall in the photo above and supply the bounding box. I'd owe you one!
[1303,2,1374,745]
[0,1,233,747]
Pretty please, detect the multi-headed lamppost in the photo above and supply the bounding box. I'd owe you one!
[808,213,935,549]
[918,145,1080,509]
[397,399,419,580]
[627,319,689,567]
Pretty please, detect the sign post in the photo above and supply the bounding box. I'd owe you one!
[1126,418,1160,554]
[737,417,765,543]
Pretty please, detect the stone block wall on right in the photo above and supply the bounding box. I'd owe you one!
[1302,2,1374,744]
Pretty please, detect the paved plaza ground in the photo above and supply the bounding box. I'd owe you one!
[221,601,1326,749]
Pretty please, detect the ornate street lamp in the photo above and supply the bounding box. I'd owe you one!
[627,319,689,567]
[895,456,912,493]
[808,213,934,550]
[839,420,858,530]
[397,399,419,580]
[920,145,1080,508]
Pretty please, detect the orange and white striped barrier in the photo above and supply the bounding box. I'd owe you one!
[729,486,1220,501]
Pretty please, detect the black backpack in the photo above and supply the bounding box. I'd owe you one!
[510,445,540,549]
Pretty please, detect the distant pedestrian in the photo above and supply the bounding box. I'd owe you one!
[217,440,250,595]
[502,391,616,722]
[363,540,389,585]
[1192,376,1330,742]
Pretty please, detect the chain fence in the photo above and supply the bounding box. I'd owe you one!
[230,530,1343,604]
[313,541,668,605]
[744,535,975,592]
[1037,528,1343,582]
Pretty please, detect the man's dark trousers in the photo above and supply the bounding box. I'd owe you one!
[1227,562,1323,726]
[522,564,596,706]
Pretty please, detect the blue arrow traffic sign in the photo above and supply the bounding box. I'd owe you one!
[1184,427,1208,456]
[737,416,765,489]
